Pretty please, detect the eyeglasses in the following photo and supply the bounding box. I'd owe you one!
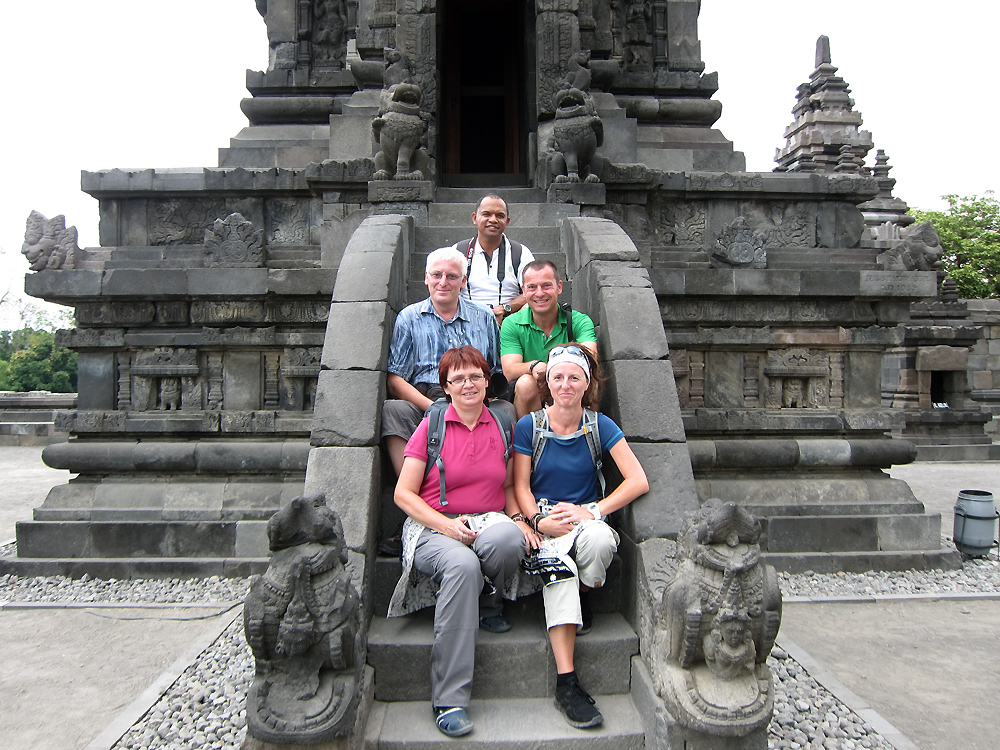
[446,374,486,386]
[549,345,585,358]
[428,271,463,282]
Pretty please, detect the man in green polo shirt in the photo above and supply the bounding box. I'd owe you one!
[500,260,597,417]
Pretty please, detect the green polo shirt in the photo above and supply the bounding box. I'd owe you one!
[499,305,596,362]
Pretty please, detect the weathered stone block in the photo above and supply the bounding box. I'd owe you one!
[235,520,270,557]
[222,351,263,411]
[605,360,685,441]
[162,480,226,520]
[734,270,801,296]
[303,446,380,552]
[598,287,670,360]
[844,351,883,408]
[859,271,937,298]
[103,269,188,295]
[684,269,735,295]
[916,345,970,371]
[616,443,699,542]
[266,269,335,295]
[877,514,941,551]
[563,218,640,276]
[24,270,103,298]
[75,353,116,411]
[704,350,743,408]
[221,480,283,520]
[189,268,269,296]
[311,370,385,447]
[321,301,394,371]
[334,249,404,306]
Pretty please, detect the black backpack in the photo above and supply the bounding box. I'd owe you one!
[423,398,514,506]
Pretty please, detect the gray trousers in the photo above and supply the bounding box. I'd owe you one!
[413,521,525,708]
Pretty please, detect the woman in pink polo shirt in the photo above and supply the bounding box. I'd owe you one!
[388,345,534,738]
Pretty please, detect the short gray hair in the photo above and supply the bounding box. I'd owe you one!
[426,246,468,275]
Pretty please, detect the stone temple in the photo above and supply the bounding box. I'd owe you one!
[7,2,992,747]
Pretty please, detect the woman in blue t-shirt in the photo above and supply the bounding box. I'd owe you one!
[512,344,648,729]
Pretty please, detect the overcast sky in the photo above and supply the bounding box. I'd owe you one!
[3,1,997,325]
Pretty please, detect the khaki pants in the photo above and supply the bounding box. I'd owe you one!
[541,521,617,630]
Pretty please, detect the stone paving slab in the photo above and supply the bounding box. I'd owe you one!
[779,598,1000,750]
[0,605,237,750]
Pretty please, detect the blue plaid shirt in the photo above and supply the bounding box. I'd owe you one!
[387,297,502,386]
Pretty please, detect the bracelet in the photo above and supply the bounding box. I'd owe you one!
[510,512,527,524]
[530,513,544,533]
[528,360,541,374]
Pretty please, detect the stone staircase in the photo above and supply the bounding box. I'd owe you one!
[364,556,645,749]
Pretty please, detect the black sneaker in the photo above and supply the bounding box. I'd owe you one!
[578,592,593,635]
[554,674,603,728]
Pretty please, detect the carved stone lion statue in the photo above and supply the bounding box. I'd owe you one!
[650,499,782,738]
[549,51,604,184]
[243,493,363,744]
[372,49,429,181]
[22,210,78,271]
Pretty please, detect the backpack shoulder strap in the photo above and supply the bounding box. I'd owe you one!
[582,408,606,498]
[506,238,523,290]
[456,238,477,299]
[423,398,451,506]
[486,404,513,461]
[560,302,574,343]
[529,408,549,472]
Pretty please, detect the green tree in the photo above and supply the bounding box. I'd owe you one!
[0,329,77,392]
[911,192,1000,299]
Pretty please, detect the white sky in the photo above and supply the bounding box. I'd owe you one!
[3,1,997,325]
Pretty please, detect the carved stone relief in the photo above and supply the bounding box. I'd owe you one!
[738,201,814,248]
[536,2,580,118]
[660,299,877,326]
[312,0,350,70]
[204,213,266,267]
[712,217,766,269]
[266,198,311,245]
[77,302,156,327]
[150,199,226,245]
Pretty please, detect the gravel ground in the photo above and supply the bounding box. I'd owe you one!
[2,558,998,750]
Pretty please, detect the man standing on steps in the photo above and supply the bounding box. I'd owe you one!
[442,194,535,327]
[500,260,598,418]
[381,246,515,475]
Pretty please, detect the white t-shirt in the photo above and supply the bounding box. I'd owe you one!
[454,235,534,308]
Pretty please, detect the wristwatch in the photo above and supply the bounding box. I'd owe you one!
[529,360,541,374]
[502,303,512,315]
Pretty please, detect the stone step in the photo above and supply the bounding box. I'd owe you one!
[414,227,562,255]
[433,187,547,204]
[368,694,642,750]
[368,604,638,702]
[762,513,943,553]
[0,555,266,579]
[762,548,961,574]
[427,202,579,228]
[368,693,643,750]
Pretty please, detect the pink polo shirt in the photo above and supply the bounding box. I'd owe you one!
[404,404,508,515]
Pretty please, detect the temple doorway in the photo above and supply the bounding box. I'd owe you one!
[440,0,530,185]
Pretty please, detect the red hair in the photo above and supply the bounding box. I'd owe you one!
[438,346,491,392]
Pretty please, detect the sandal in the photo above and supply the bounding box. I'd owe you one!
[434,706,473,737]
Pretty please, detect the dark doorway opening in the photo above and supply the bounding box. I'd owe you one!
[441,0,529,185]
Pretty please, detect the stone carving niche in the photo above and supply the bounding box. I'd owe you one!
[204,213,265,267]
[763,349,830,409]
[130,348,201,411]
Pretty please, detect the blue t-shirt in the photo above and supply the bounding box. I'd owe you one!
[513,412,624,505]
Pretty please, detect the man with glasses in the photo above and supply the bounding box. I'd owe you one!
[500,260,597,418]
[382,247,513,474]
[443,194,535,326]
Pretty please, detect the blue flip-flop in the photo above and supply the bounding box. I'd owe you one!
[435,706,473,737]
